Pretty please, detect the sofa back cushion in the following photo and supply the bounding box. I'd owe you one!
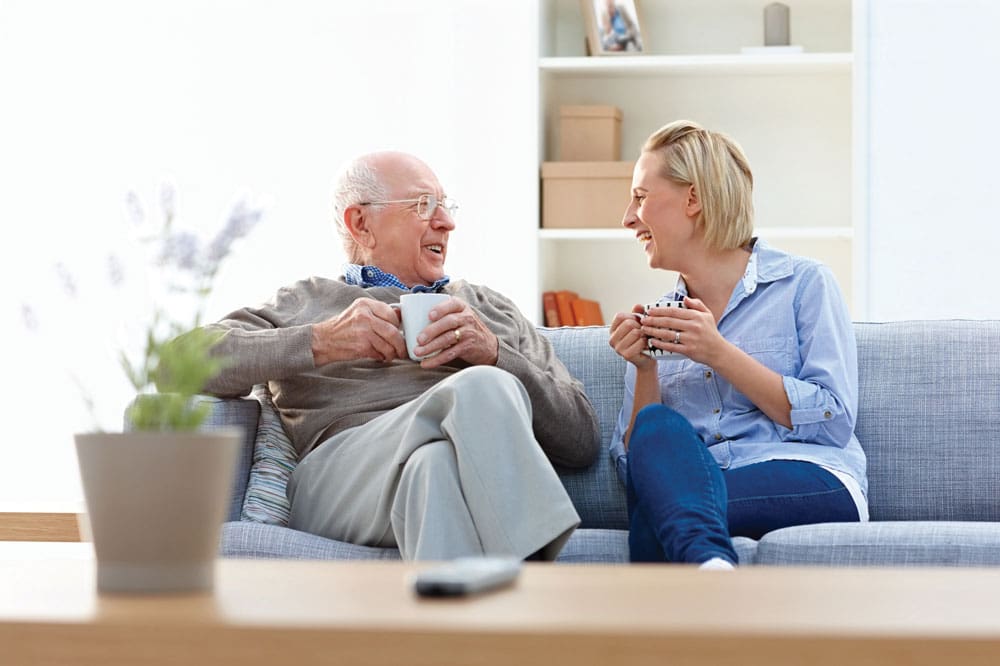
[540,326,628,529]
[542,320,1000,527]
[225,319,1000,529]
[198,396,260,522]
[854,320,1000,521]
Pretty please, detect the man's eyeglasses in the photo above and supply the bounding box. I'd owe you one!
[359,194,459,220]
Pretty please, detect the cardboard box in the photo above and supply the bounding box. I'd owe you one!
[541,161,634,229]
[559,106,622,161]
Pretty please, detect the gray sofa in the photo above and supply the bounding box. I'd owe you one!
[205,320,1000,565]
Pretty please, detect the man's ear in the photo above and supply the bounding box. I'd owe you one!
[344,205,376,251]
[685,185,702,217]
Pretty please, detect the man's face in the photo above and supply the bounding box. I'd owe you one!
[364,155,456,287]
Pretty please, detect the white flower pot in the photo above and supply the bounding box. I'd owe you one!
[74,430,240,594]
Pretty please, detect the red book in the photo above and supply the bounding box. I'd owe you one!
[554,290,578,327]
[542,291,561,327]
[570,298,604,326]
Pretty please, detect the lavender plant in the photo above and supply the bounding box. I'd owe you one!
[22,182,263,432]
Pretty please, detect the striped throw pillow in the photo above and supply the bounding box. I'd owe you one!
[240,384,297,525]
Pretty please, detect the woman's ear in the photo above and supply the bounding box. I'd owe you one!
[685,185,702,217]
[344,205,376,251]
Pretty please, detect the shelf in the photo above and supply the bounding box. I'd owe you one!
[539,52,852,77]
[535,0,857,318]
[539,227,854,241]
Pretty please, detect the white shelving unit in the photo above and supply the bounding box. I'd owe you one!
[536,0,858,321]
[539,52,852,75]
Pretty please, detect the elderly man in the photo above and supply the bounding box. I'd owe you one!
[197,151,600,560]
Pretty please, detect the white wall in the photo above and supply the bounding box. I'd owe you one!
[10,0,1000,507]
[862,0,1000,320]
[0,0,536,505]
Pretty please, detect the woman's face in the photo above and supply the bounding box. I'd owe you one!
[622,151,700,271]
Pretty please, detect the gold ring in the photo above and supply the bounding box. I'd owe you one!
[454,328,462,343]
[674,331,681,345]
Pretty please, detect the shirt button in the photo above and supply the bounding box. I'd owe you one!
[714,433,723,441]
[824,410,832,419]
[713,408,721,414]
[704,371,713,379]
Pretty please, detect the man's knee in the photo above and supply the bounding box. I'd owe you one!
[443,366,530,412]
[401,440,459,486]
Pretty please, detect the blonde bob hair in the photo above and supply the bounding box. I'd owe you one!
[642,120,754,250]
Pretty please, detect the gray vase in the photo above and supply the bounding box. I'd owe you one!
[75,429,239,594]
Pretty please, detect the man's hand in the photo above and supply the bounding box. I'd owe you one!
[311,297,406,366]
[412,296,499,369]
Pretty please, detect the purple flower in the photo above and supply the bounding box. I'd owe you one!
[159,180,176,224]
[124,190,145,227]
[106,254,126,287]
[54,262,77,298]
[158,231,201,272]
[206,199,263,265]
[20,303,38,332]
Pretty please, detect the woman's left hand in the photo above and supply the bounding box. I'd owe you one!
[643,297,725,366]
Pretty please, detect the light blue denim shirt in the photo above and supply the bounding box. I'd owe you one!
[610,239,868,497]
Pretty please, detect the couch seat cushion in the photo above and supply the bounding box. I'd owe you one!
[756,521,1000,566]
[221,522,759,566]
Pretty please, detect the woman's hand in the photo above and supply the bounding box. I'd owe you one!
[612,305,666,451]
[643,297,725,366]
[609,305,656,371]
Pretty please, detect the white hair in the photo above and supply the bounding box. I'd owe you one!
[331,156,389,262]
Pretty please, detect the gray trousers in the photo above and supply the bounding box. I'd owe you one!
[286,366,581,560]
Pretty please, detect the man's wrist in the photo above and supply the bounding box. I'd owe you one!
[310,323,329,366]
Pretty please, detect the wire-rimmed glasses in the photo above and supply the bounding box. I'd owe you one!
[359,194,459,220]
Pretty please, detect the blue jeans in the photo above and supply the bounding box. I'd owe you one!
[627,404,860,564]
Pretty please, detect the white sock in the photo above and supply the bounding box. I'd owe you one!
[697,557,736,571]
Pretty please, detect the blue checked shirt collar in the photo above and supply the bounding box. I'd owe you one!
[343,263,450,293]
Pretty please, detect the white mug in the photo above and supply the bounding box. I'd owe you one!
[636,299,686,360]
[396,292,451,361]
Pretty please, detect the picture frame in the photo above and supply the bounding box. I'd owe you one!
[581,0,645,56]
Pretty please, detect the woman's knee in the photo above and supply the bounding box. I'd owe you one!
[630,405,693,460]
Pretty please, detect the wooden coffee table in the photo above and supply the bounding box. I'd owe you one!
[3,543,1000,665]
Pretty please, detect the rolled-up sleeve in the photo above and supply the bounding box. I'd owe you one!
[777,265,858,448]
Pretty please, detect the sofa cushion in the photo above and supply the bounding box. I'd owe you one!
[551,529,629,563]
[198,395,260,522]
[548,532,756,564]
[854,321,1000,521]
[540,326,629,530]
[240,385,296,525]
[221,522,630,563]
[221,521,402,560]
[756,521,1000,566]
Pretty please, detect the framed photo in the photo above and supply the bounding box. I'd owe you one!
[581,0,645,55]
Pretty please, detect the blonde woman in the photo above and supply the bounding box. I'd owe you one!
[608,120,868,568]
